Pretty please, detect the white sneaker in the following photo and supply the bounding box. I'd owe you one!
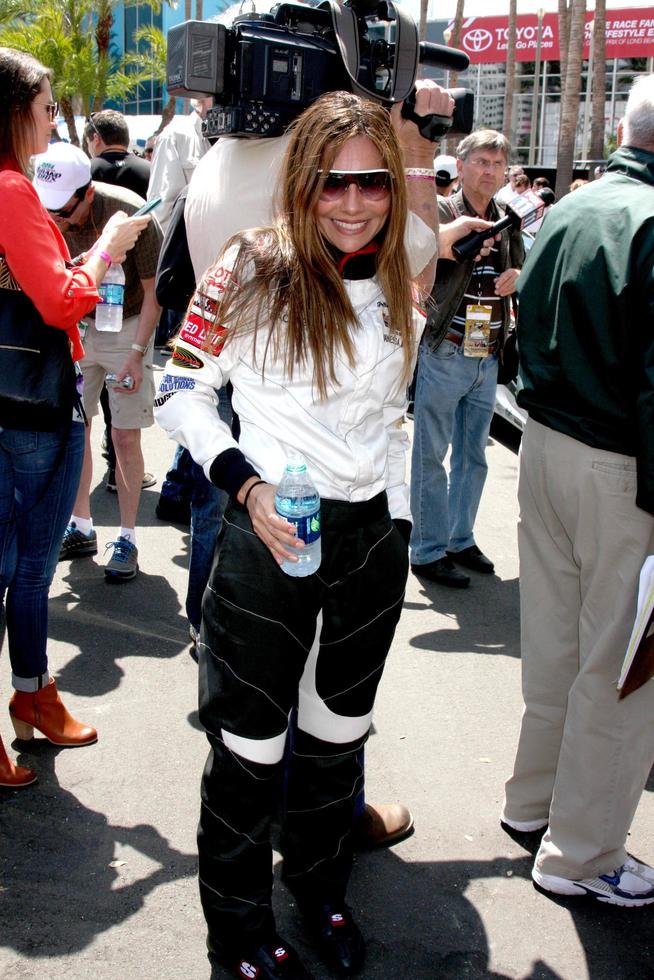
[501,814,548,833]
[533,859,654,907]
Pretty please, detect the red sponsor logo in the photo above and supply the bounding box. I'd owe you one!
[171,346,204,370]
[206,265,237,292]
[273,947,289,962]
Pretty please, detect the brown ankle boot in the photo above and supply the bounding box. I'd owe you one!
[0,733,37,787]
[9,679,97,747]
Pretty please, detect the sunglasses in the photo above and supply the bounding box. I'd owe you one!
[49,182,90,220]
[34,100,59,122]
[86,113,101,140]
[318,169,392,201]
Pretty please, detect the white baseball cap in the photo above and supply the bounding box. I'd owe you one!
[33,141,91,211]
[434,154,458,186]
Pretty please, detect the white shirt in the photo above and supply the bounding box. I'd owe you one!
[147,111,210,234]
[185,134,291,281]
[154,247,424,521]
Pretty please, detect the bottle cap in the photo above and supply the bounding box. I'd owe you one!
[285,450,307,472]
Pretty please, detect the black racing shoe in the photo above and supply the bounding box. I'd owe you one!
[303,904,365,977]
[213,936,315,980]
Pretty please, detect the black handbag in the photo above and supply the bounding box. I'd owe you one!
[0,255,77,431]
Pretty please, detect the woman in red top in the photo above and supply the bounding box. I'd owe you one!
[0,47,150,787]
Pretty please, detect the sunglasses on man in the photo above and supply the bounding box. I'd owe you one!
[318,169,392,201]
[49,182,91,220]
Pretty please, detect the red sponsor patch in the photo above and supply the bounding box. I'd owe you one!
[178,279,231,355]
[206,265,238,292]
[171,346,204,370]
[330,913,346,928]
[273,946,289,962]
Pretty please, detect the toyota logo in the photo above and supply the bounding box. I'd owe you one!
[463,28,493,52]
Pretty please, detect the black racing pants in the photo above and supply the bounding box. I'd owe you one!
[197,491,409,955]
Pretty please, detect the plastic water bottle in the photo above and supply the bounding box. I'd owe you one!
[95,263,125,332]
[275,452,321,577]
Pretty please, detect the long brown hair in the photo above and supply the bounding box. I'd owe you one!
[0,48,52,174]
[205,91,414,399]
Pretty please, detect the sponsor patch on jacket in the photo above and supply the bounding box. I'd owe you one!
[158,374,196,392]
[171,345,204,370]
[178,266,236,355]
[379,304,402,347]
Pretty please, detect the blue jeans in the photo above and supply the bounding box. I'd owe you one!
[161,444,195,504]
[410,340,498,564]
[0,422,85,685]
[186,388,232,631]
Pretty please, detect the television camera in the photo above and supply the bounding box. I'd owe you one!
[166,0,473,142]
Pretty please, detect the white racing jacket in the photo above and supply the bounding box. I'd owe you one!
[154,246,425,522]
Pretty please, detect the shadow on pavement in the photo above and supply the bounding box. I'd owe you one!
[0,748,196,958]
[407,576,520,659]
[3,772,653,979]
[48,561,189,698]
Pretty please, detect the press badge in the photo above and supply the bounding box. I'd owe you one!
[78,319,88,341]
[463,304,492,357]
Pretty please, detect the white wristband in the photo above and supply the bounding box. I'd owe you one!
[131,343,147,354]
[404,167,436,178]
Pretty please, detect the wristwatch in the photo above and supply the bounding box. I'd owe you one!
[131,343,147,354]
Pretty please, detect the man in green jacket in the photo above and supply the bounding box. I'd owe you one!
[502,73,654,907]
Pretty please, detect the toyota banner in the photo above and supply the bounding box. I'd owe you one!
[448,7,654,63]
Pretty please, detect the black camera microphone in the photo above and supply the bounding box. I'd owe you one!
[451,192,547,263]
[419,41,470,72]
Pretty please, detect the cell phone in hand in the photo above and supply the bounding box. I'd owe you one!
[132,196,161,218]
[106,373,134,390]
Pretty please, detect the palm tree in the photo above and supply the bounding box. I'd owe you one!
[125,25,177,131]
[555,0,587,197]
[419,0,429,59]
[0,0,168,142]
[449,0,466,91]
[558,0,570,87]
[503,0,518,149]
[589,0,606,161]
[0,0,99,143]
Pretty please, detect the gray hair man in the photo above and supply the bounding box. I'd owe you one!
[501,74,654,906]
[410,129,524,587]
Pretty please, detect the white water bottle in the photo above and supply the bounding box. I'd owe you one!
[95,263,125,332]
[275,452,321,577]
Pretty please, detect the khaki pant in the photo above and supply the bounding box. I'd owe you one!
[504,418,654,879]
[81,316,154,429]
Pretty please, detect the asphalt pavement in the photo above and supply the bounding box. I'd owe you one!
[1,359,653,980]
